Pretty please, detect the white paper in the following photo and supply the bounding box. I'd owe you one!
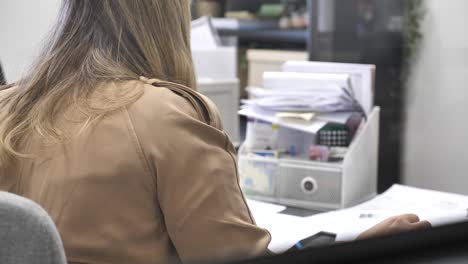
[246,199,321,253]
[282,61,375,115]
[247,184,468,251]
[238,107,327,134]
[211,18,240,30]
[243,97,355,113]
[247,86,346,98]
[263,72,352,93]
[308,184,468,241]
[246,199,286,215]
[191,17,237,80]
[244,73,361,114]
[244,88,357,113]
[192,47,237,79]
[258,214,321,253]
[316,112,355,124]
[191,16,221,49]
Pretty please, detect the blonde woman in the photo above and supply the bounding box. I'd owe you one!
[0,1,430,263]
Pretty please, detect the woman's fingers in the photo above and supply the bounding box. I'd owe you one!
[411,220,432,229]
[398,214,420,223]
[356,214,432,240]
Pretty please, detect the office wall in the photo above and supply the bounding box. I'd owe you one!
[0,0,61,82]
[403,0,468,194]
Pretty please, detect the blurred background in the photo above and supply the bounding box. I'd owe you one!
[1,0,467,194]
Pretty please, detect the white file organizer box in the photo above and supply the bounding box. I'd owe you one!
[192,46,240,146]
[239,107,380,211]
[192,47,237,80]
[198,79,240,146]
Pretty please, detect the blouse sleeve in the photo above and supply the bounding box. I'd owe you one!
[130,85,271,263]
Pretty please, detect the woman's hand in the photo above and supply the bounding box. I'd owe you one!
[356,214,432,240]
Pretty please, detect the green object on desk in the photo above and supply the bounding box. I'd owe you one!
[257,4,285,19]
[317,123,351,147]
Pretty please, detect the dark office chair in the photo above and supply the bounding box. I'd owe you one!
[0,62,6,85]
[0,192,67,264]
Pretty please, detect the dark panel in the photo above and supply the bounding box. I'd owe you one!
[332,0,404,192]
[225,0,281,13]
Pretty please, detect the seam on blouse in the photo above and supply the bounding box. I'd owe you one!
[123,107,157,195]
[223,132,256,225]
[223,131,273,253]
[152,81,216,127]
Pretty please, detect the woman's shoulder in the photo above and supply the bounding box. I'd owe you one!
[123,80,223,130]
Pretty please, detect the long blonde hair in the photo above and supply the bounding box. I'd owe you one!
[0,0,196,162]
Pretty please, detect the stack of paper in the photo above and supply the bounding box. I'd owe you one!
[239,69,366,134]
[244,72,361,113]
[243,86,358,113]
[191,17,237,80]
[191,16,221,49]
[262,72,352,92]
[321,184,468,241]
[246,199,322,253]
[239,107,338,134]
[248,185,468,253]
[282,61,375,115]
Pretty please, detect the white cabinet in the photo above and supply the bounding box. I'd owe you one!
[197,79,240,146]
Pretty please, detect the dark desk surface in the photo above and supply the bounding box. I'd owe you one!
[235,220,468,264]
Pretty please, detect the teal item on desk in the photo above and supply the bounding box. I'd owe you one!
[287,232,337,252]
[252,150,278,158]
[289,145,296,156]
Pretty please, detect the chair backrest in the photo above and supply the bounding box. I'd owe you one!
[0,192,67,264]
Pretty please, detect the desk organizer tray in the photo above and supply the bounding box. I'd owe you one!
[239,107,380,211]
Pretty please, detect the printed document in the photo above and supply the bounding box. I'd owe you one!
[247,184,468,253]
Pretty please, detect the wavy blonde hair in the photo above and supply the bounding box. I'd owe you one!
[0,0,195,162]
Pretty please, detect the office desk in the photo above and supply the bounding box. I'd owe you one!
[237,221,468,264]
[246,184,468,254]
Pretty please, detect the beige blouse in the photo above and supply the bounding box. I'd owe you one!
[0,79,271,264]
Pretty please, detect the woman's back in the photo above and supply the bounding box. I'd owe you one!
[0,80,270,263]
[0,1,271,262]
